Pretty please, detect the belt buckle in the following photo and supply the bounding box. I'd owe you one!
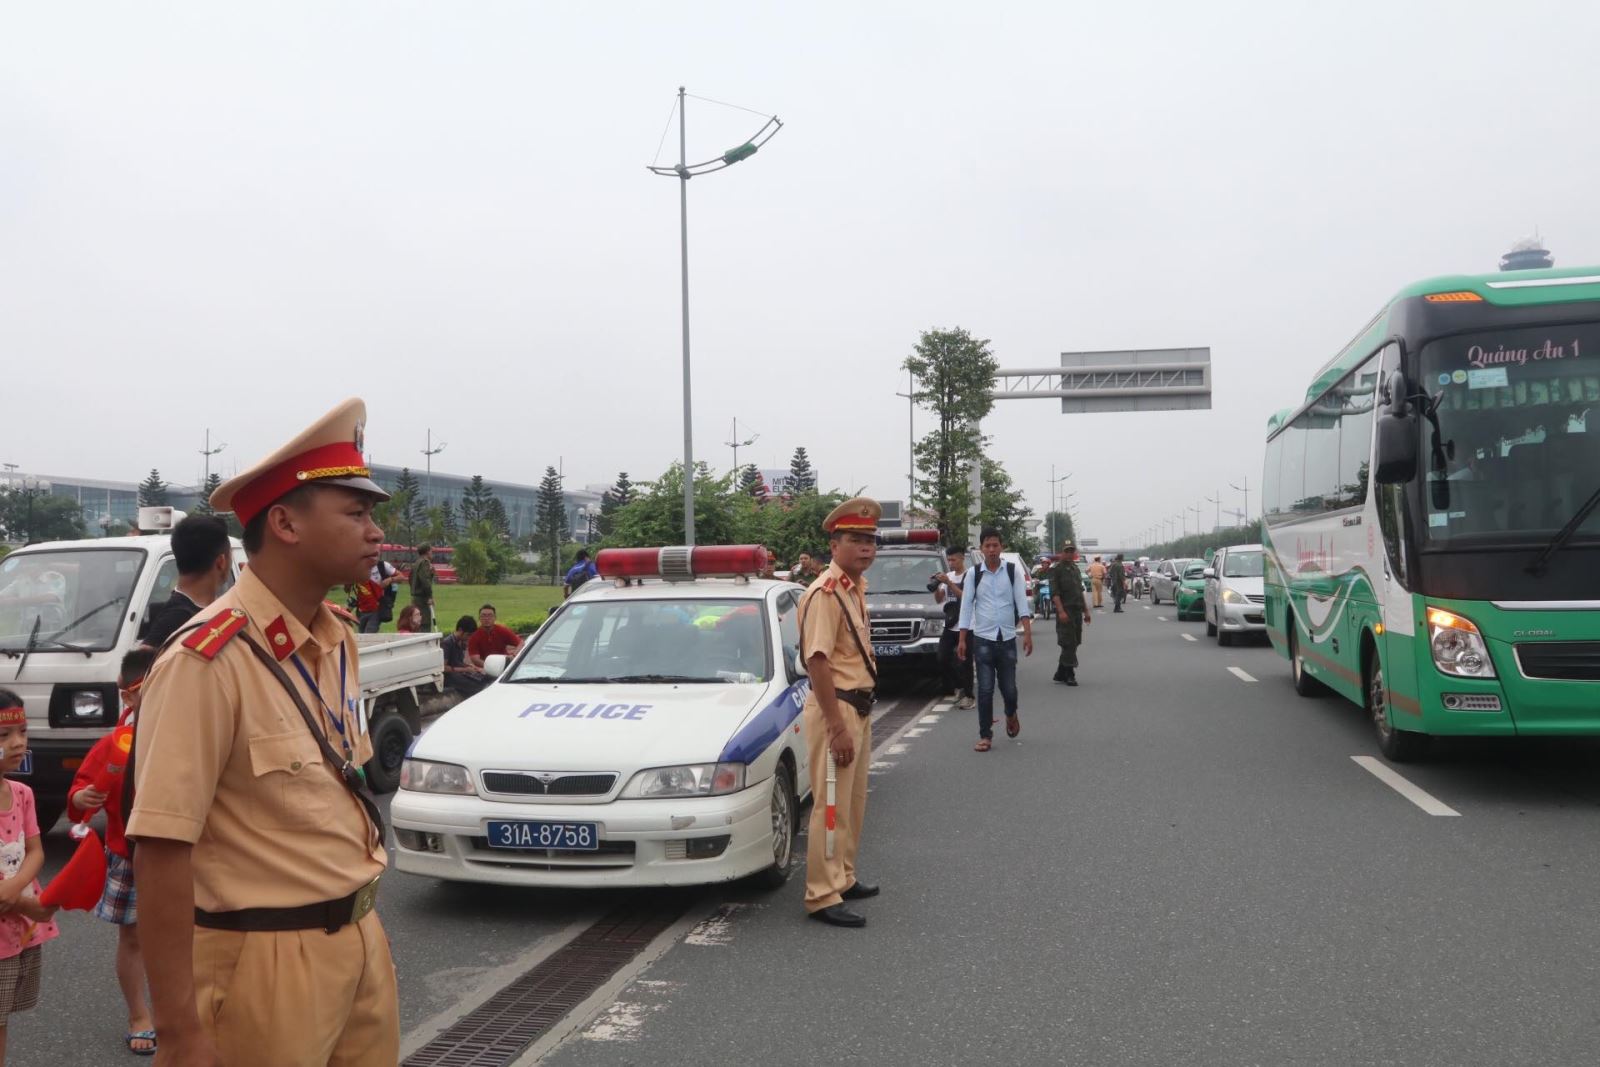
[351,874,380,923]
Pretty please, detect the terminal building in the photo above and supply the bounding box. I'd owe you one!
[0,470,202,537]
[366,465,603,543]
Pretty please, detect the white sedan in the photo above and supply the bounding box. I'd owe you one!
[392,545,812,889]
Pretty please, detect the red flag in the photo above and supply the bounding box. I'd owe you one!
[39,826,107,911]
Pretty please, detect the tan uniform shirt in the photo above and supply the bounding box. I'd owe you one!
[797,563,876,690]
[127,568,386,912]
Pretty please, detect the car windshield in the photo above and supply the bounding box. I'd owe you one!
[505,598,771,684]
[864,553,943,595]
[1222,550,1263,578]
[0,548,146,652]
[1420,322,1600,547]
[1182,564,1206,580]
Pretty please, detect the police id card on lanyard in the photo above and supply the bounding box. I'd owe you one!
[289,644,364,756]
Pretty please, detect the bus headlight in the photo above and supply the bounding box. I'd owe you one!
[1427,607,1496,679]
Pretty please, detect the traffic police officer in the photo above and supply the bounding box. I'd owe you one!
[128,398,399,1066]
[799,497,882,928]
[1049,539,1091,685]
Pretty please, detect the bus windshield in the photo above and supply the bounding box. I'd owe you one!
[1419,322,1600,546]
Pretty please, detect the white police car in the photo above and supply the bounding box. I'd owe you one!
[391,545,812,889]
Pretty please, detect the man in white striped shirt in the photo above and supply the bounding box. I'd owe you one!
[955,528,1034,752]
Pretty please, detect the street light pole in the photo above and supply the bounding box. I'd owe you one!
[200,429,227,488]
[893,369,915,513]
[422,430,447,508]
[1229,476,1251,525]
[649,88,782,546]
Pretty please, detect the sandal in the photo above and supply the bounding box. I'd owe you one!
[974,738,992,752]
[1005,715,1020,738]
[127,1030,157,1056]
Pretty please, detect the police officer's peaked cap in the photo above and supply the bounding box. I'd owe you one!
[1060,539,1076,552]
[211,397,390,526]
[823,496,881,534]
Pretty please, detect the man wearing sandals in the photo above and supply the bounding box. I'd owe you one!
[799,497,884,929]
[956,528,1034,752]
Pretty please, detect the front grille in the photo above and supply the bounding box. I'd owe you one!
[1243,614,1265,625]
[1516,642,1600,681]
[868,619,918,643]
[1245,593,1266,605]
[481,771,618,797]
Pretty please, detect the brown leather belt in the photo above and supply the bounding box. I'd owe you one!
[195,875,380,934]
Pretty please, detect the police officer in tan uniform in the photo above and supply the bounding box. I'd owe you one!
[799,497,883,928]
[128,398,399,1066]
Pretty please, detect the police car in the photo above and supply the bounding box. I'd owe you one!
[391,545,811,889]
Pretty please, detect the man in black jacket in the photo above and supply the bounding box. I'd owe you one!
[140,515,232,648]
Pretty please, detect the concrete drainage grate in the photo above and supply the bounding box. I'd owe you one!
[402,899,688,1067]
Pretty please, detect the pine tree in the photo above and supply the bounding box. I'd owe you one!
[192,473,223,515]
[485,496,512,540]
[137,469,169,508]
[788,448,816,494]
[394,467,426,528]
[460,475,493,525]
[598,471,633,539]
[739,464,766,499]
[534,466,567,584]
[439,498,459,539]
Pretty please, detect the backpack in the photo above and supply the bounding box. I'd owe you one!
[377,561,398,622]
[969,561,1020,627]
[568,561,596,591]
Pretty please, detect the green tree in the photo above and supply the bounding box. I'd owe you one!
[787,447,816,494]
[460,475,493,526]
[598,472,633,538]
[978,457,1036,559]
[485,496,512,540]
[438,499,459,540]
[191,473,223,516]
[137,469,169,508]
[394,468,425,533]
[0,486,87,543]
[375,491,418,547]
[738,464,766,499]
[604,463,742,548]
[534,466,567,584]
[903,327,998,544]
[452,538,491,584]
[1041,510,1076,550]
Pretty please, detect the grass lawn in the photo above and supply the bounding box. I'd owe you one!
[382,584,565,634]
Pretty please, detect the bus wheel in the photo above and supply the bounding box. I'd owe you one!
[1288,627,1326,697]
[1368,658,1427,762]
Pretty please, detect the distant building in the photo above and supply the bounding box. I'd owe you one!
[1500,237,1554,272]
[367,465,602,542]
[0,471,201,537]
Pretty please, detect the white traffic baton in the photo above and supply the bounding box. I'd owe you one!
[824,749,838,860]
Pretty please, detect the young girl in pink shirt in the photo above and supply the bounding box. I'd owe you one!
[0,689,59,1064]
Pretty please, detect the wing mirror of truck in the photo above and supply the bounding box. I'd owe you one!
[1374,412,1419,485]
[483,654,508,678]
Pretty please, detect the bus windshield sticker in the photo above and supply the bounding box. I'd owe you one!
[1467,367,1509,389]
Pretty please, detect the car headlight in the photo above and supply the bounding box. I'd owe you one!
[71,690,105,720]
[624,763,746,798]
[1427,607,1496,679]
[924,617,944,637]
[399,759,477,795]
[1221,588,1246,604]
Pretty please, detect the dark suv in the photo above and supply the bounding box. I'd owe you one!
[862,535,948,674]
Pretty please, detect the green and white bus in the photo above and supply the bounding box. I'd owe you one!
[1263,265,1600,759]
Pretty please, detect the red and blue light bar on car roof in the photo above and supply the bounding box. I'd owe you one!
[877,529,940,545]
[596,544,770,582]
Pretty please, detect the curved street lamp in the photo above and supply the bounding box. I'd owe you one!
[649,88,783,545]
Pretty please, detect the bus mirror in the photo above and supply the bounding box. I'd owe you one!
[1374,413,1418,484]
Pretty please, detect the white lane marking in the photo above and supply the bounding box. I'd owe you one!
[579,979,683,1042]
[885,743,909,756]
[920,714,942,724]
[1181,633,1197,642]
[869,761,895,772]
[1143,605,1151,610]
[685,904,747,947]
[1157,616,1171,622]
[903,727,928,738]
[1227,666,1257,682]
[1351,756,1462,817]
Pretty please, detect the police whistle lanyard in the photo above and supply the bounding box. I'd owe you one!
[289,645,351,759]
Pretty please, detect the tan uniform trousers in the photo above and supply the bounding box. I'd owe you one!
[193,908,399,1066]
[803,696,872,912]
[1091,577,1104,608]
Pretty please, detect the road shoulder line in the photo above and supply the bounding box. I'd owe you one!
[1351,755,1462,817]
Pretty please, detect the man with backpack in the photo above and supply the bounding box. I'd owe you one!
[955,528,1034,752]
[563,549,599,598]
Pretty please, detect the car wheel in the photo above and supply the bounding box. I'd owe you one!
[1369,656,1428,762]
[1151,587,1160,605]
[1205,606,1217,637]
[1288,625,1327,697]
[364,708,414,794]
[751,761,798,890]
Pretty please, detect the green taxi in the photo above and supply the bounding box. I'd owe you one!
[1175,561,1208,621]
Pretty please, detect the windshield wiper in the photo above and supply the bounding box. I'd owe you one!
[605,674,712,684]
[1525,482,1600,576]
[13,616,41,681]
[53,597,124,644]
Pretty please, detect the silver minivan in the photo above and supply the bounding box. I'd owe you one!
[1202,544,1265,645]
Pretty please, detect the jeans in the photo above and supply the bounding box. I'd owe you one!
[939,627,973,697]
[358,612,381,634]
[973,635,1019,739]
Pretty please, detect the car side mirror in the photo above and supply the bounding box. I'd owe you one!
[483,654,508,678]
[1374,412,1419,485]
[1202,568,1215,579]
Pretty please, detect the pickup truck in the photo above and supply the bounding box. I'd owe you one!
[0,522,444,830]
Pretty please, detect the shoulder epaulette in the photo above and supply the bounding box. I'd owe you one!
[326,601,358,625]
[181,608,250,660]
[820,576,837,593]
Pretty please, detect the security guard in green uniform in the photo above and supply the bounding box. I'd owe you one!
[1048,540,1091,685]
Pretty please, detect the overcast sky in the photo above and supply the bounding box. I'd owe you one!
[4,2,1598,546]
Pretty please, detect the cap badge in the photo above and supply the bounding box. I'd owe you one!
[354,421,365,453]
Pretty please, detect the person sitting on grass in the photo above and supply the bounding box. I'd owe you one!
[395,604,424,633]
[442,616,490,696]
[466,604,522,669]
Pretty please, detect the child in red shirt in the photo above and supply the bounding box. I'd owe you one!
[67,648,155,1056]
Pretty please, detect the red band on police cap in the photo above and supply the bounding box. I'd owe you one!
[229,442,371,527]
[0,706,24,727]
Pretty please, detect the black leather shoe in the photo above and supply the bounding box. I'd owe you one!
[841,880,880,900]
[1065,673,1079,687]
[809,904,866,927]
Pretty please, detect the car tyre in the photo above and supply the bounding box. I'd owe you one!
[751,761,798,890]
[1205,607,1218,637]
[1288,625,1327,697]
[364,708,414,794]
[1369,656,1428,762]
